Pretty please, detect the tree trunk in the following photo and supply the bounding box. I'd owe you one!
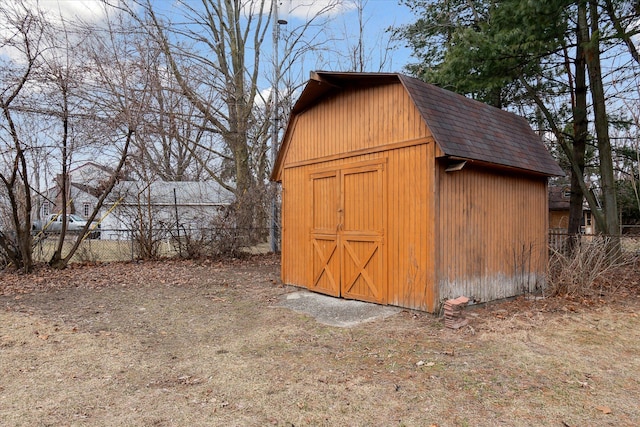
[567,2,590,251]
[584,0,620,253]
[1,103,35,272]
[49,74,71,269]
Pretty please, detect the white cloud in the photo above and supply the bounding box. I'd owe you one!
[276,0,355,22]
[631,18,640,49]
[0,1,124,71]
[22,0,117,24]
[256,87,271,108]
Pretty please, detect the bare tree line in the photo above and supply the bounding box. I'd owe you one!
[0,0,396,271]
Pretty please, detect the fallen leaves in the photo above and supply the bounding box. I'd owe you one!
[0,254,637,427]
[0,254,280,297]
[177,375,203,386]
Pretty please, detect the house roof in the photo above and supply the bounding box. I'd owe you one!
[548,185,591,211]
[107,181,234,206]
[272,71,564,180]
[548,186,571,211]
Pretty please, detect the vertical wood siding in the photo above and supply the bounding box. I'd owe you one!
[281,145,436,311]
[281,166,312,288]
[549,211,568,229]
[436,164,548,305]
[385,143,437,311]
[285,83,427,165]
[340,161,386,303]
[280,81,437,310]
[279,79,550,312]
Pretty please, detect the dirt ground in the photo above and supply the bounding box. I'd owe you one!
[1,255,639,426]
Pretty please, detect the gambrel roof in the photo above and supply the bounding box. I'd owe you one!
[272,71,564,180]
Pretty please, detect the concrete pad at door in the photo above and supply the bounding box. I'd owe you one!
[279,290,401,327]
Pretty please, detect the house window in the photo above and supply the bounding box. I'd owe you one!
[563,188,571,198]
[83,203,91,218]
[42,201,50,217]
[585,211,592,226]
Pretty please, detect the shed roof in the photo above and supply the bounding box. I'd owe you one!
[272,71,564,180]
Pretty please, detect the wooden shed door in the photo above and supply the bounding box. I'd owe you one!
[310,171,341,297]
[310,161,386,304]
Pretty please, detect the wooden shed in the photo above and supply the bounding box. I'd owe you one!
[271,72,564,312]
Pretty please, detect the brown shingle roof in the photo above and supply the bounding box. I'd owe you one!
[272,71,564,180]
[398,74,564,176]
[548,185,571,210]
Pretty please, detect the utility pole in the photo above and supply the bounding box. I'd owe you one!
[270,1,287,253]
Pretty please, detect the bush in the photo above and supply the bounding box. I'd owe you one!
[546,235,628,297]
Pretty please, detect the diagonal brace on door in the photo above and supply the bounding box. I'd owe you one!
[312,239,338,290]
[342,242,379,299]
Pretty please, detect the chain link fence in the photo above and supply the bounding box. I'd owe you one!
[31,227,272,263]
[26,228,640,265]
[549,229,640,254]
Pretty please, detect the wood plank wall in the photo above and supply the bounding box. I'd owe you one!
[436,163,549,305]
[549,211,569,229]
[385,143,437,311]
[281,165,312,288]
[281,146,437,311]
[280,81,438,310]
[280,79,550,312]
[284,82,426,164]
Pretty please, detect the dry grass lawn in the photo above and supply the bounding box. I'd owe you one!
[1,255,639,426]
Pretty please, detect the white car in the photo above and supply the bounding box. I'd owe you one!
[33,214,100,238]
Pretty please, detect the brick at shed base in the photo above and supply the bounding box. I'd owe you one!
[443,296,470,329]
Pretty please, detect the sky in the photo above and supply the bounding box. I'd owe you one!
[9,1,636,77]
[18,0,116,23]
[277,0,416,72]
[0,0,419,118]
[8,0,417,72]
[1,0,419,175]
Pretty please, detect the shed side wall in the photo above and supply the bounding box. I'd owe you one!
[436,164,548,304]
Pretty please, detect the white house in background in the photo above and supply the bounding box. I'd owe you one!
[101,180,234,240]
[38,162,235,240]
[38,162,118,221]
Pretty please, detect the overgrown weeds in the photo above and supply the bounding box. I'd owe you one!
[546,235,634,297]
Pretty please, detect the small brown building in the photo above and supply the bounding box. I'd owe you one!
[272,72,563,312]
[549,185,594,234]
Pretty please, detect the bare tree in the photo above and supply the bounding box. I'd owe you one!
[126,0,270,233]
[129,46,216,181]
[329,0,398,72]
[45,8,151,269]
[111,0,344,245]
[0,2,150,269]
[0,2,46,272]
[38,15,84,266]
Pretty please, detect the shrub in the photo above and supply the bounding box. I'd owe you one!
[546,235,628,297]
